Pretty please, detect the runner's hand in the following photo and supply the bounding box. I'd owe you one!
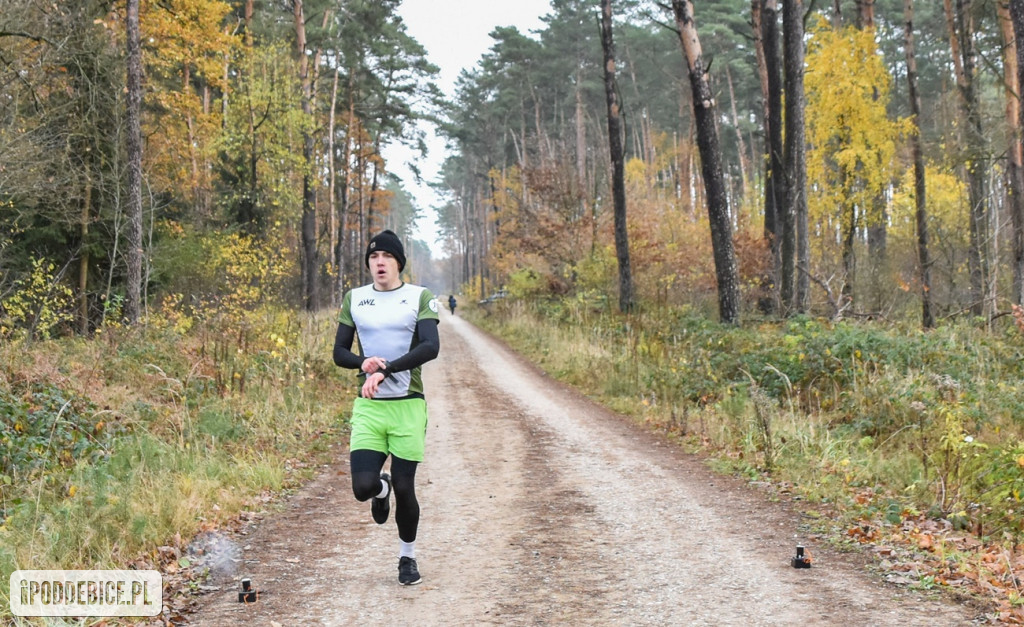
[362,371,386,399]
[361,356,388,374]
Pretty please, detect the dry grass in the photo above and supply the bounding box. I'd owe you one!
[0,309,350,624]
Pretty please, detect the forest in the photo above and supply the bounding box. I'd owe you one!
[442,0,1023,326]
[1,0,1022,327]
[5,0,1024,622]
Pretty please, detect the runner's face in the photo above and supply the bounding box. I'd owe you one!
[369,251,401,289]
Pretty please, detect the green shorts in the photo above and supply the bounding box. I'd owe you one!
[349,397,428,462]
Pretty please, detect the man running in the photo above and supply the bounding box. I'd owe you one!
[332,229,440,585]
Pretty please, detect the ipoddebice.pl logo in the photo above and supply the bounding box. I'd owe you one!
[10,570,162,617]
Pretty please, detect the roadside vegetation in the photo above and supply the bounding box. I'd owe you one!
[0,304,348,625]
[468,297,1024,621]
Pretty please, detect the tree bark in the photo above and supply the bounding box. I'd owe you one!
[328,67,340,306]
[725,64,749,206]
[905,0,934,327]
[78,175,92,335]
[575,66,587,214]
[600,0,634,313]
[856,0,875,28]
[945,0,991,317]
[856,1,886,313]
[1005,1,1024,306]
[244,0,254,48]
[832,0,844,28]
[782,0,808,312]
[183,65,202,219]
[842,168,856,304]
[671,0,740,323]
[756,0,784,313]
[125,0,143,325]
[293,0,317,311]
[338,69,357,291]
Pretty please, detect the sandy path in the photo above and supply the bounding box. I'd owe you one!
[185,312,977,626]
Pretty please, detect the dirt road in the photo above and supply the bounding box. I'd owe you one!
[186,312,978,626]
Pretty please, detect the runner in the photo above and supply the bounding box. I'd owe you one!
[332,229,440,585]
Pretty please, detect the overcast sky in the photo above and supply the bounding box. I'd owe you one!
[382,0,553,254]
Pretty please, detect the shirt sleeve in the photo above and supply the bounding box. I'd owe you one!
[332,322,362,369]
[418,288,440,322]
[387,318,439,374]
[338,290,354,326]
[333,291,362,369]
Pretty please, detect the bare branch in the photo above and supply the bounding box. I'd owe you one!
[0,31,50,45]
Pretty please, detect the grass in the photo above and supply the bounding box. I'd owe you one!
[0,307,350,625]
[1,293,1021,622]
[467,297,1024,620]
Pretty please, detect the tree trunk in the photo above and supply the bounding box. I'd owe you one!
[782,0,808,313]
[623,46,650,166]
[293,0,317,311]
[842,171,856,303]
[832,0,844,28]
[575,67,587,216]
[600,0,634,313]
[905,0,934,328]
[221,29,230,128]
[183,66,202,219]
[338,70,357,292]
[460,184,470,287]
[671,0,740,324]
[244,0,254,48]
[78,175,92,335]
[856,0,875,28]
[757,0,784,313]
[945,0,990,317]
[124,0,143,325]
[328,67,340,306]
[725,64,749,207]
[856,3,886,313]
[1006,1,1024,306]
[356,135,367,284]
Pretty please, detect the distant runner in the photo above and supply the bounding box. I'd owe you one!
[448,294,457,315]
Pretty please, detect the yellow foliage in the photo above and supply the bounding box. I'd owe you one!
[132,0,239,204]
[623,132,684,190]
[889,165,967,242]
[143,0,237,90]
[212,232,290,318]
[0,257,74,341]
[805,17,910,230]
[625,158,647,186]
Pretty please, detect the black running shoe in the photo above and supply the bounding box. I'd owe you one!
[398,556,421,585]
[371,473,391,524]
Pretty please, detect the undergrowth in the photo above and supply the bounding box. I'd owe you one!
[0,308,350,625]
[469,297,1024,621]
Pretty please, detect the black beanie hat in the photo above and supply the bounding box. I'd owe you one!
[365,230,406,271]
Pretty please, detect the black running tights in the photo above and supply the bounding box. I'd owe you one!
[350,449,420,543]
